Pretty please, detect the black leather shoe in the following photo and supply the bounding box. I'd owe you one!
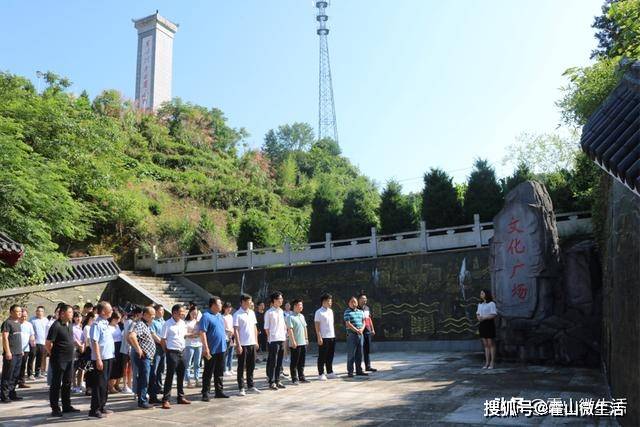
[88,411,104,419]
[214,393,230,398]
[51,409,63,417]
[347,373,354,378]
[9,395,23,401]
[63,406,80,413]
[365,367,378,372]
[355,371,369,376]
[201,395,210,402]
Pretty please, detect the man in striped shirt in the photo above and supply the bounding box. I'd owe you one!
[343,297,368,378]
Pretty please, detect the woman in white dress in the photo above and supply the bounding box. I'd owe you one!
[476,289,497,369]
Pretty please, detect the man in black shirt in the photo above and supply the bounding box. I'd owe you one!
[1,305,24,403]
[46,304,80,417]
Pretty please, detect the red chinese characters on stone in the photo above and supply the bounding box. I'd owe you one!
[507,238,525,254]
[510,261,525,279]
[511,283,528,301]
[508,217,524,234]
[505,216,529,303]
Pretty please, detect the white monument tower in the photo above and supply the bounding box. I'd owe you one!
[133,11,178,111]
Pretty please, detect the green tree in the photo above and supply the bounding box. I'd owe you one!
[339,182,380,239]
[379,180,418,234]
[501,163,534,195]
[421,168,464,228]
[92,89,126,118]
[0,117,89,288]
[464,159,504,222]
[503,132,580,174]
[262,122,315,166]
[308,180,343,242]
[237,209,275,251]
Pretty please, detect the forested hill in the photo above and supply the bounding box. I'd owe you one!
[0,72,383,288]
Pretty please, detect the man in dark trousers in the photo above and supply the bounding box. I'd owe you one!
[160,304,190,409]
[46,304,80,417]
[199,296,229,401]
[358,292,377,372]
[1,305,24,403]
[88,301,115,419]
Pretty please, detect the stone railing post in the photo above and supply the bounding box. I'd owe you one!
[152,245,158,274]
[134,248,139,270]
[474,214,482,247]
[180,252,187,274]
[371,227,378,258]
[419,221,428,252]
[212,249,218,272]
[325,233,332,262]
[284,238,292,266]
[248,242,254,270]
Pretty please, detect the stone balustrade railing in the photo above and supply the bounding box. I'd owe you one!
[135,211,592,275]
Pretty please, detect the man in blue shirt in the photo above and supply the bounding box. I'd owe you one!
[199,296,228,400]
[148,304,165,404]
[88,302,115,419]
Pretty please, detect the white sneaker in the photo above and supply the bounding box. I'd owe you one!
[123,386,133,394]
[238,388,246,396]
[318,374,327,381]
[326,373,337,379]
[224,371,231,377]
[28,375,35,381]
[248,387,261,394]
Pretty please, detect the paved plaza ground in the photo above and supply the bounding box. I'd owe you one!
[0,351,619,426]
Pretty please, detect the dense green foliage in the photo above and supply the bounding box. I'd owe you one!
[421,168,464,228]
[463,159,504,222]
[379,181,418,235]
[0,71,373,288]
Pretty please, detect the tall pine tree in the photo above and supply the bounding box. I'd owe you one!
[464,159,504,222]
[421,168,464,228]
[379,180,418,234]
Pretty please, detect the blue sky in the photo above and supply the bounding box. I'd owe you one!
[1,0,602,193]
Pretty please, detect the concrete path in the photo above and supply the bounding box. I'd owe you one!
[0,352,619,426]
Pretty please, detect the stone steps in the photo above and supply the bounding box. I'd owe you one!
[124,272,208,310]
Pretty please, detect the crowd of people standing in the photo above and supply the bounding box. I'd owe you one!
[0,291,379,419]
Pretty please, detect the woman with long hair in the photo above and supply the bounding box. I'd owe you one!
[183,305,203,388]
[222,302,234,375]
[476,289,498,369]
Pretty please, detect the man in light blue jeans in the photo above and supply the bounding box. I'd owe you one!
[128,306,156,409]
[343,296,368,378]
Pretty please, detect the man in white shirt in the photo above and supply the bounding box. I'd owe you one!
[30,306,48,379]
[160,304,190,409]
[264,291,287,390]
[314,293,336,380]
[233,294,260,396]
[18,309,35,388]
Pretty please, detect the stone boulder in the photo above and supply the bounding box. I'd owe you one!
[490,181,602,366]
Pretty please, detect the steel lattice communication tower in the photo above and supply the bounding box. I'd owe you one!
[316,1,338,143]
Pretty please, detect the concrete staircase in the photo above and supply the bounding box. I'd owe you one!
[122,272,209,310]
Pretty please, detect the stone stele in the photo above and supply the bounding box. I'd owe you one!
[490,181,560,319]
